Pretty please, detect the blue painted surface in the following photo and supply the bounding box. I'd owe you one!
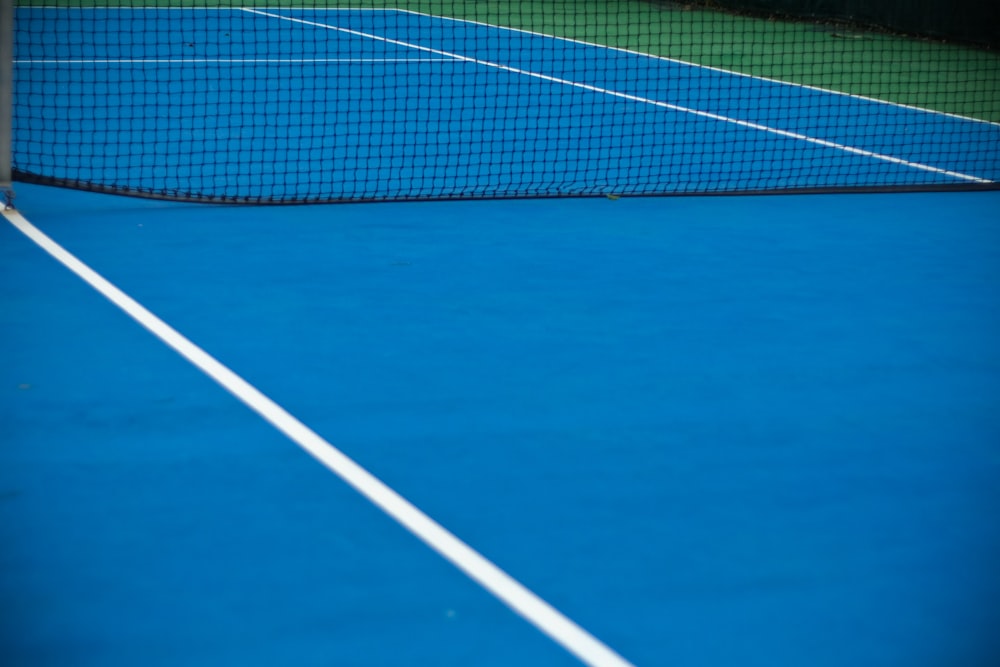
[12,8,1000,201]
[2,183,999,666]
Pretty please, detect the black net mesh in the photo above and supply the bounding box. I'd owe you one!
[10,1,1000,203]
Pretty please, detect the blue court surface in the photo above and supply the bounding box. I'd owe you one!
[13,7,1000,201]
[2,183,1000,666]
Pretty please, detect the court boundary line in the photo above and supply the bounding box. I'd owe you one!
[22,5,998,128]
[244,7,992,185]
[1,205,635,667]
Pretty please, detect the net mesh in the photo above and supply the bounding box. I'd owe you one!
[10,1,1000,203]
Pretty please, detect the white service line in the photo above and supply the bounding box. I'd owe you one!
[1,205,635,667]
[242,7,992,185]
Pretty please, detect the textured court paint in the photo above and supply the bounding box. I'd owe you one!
[2,207,634,667]
[3,183,1000,667]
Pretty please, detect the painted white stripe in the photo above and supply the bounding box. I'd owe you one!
[1,206,636,667]
[390,7,1000,130]
[15,58,456,64]
[243,8,993,185]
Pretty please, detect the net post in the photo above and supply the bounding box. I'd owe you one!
[0,0,13,208]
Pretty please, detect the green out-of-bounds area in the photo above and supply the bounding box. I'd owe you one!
[17,0,1000,123]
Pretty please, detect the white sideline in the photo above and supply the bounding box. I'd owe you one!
[1,205,636,667]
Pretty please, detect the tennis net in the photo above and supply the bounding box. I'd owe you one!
[5,1,1000,203]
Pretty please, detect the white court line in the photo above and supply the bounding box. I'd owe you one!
[243,7,993,185]
[390,7,1000,130]
[1,205,636,667]
[15,58,456,64]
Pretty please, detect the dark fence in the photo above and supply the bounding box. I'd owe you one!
[685,0,999,48]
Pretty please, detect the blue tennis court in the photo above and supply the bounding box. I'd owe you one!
[4,183,1000,666]
[3,3,1000,667]
[12,7,1000,201]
